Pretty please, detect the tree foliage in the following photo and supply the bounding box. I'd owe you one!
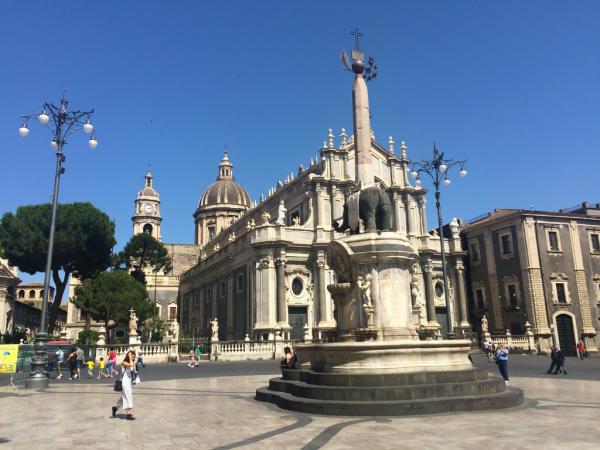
[77,327,100,345]
[115,233,172,284]
[0,203,116,332]
[73,271,154,344]
[143,317,168,343]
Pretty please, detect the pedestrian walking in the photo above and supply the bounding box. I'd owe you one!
[67,347,78,380]
[547,346,559,374]
[495,343,510,383]
[86,359,95,378]
[577,341,586,360]
[112,350,137,420]
[555,348,567,375]
[75,346,85,379]
[55,348,64,380]
[98,357,109,378]
[135,347,146,371]
[107,347,118,377]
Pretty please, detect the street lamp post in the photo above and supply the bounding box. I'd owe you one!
[411,144,467,339]
[19,92,97,388]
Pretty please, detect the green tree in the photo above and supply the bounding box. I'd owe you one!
[115,233,172,284]
[143,317,168,343]
[73,271,154,344]
[0,202,115,332]
[77,327,100,345]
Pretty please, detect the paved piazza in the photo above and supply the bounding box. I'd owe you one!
[1,354,600,449]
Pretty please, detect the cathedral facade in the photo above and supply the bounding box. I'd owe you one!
[178,90,470,342]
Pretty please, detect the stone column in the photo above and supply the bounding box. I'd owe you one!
[455,259,470,329]
[567,220,596,338]
[314,183,323,228]
[483,229,504,333]
[276,252,288,326]
[226,276,234,340]
[392,192,404,233]
[422,257,439,328]
[405,196,416,237]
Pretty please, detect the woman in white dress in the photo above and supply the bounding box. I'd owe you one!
[112,350,136,420]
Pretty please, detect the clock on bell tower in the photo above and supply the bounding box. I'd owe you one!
[132,170,162,240]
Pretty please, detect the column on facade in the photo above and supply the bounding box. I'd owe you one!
[422,257,439,328]
[392,192,405,234]
[568,220,596,337]
[330,185,343,224]
[276,251,288,327]
[198,289,204,336]
[483,230,505,333]
[226,276,234,340]
[454,259,470,328]
[405,195,416,237]
[518,218,550,337]
[314,183,323,228]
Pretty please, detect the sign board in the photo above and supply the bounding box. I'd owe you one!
[0,344,20,374]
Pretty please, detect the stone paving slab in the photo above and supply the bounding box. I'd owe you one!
[1,356,599,449]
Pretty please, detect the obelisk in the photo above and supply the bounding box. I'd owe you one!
[352,55,374,189]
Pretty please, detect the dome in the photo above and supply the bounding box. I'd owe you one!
[198,152,251,208]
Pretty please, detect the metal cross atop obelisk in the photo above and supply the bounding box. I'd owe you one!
[351,27,363,50]
[341,28,378,81]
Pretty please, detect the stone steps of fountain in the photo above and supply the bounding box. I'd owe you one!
[255,384,524,416]
[283,367,490,387]
[268,377,506,402]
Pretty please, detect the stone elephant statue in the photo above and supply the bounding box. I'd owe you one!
[332,186,392,233]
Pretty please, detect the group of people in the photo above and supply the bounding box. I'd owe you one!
[51,346,145,381]
[482,339,590,382]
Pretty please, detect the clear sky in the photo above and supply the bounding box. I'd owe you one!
[1,1,599,282]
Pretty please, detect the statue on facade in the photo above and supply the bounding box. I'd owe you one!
[481,314,489,333]
[276,200,287,225]
[170,319,180,342]
[292,216,301,227]
[129,309,138,336]
[247,219,256,230]
[261,210,271,225]
[210,317,219,342]
[228,232,236,243]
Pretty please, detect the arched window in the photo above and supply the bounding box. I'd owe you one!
[29,290,36,299]
[143,223,153,235]
[40,290,44,299]
[18,289,25,299]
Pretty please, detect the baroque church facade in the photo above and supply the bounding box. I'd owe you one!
[178,83,470,342]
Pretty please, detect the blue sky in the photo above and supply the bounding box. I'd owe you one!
[1,1,599,282]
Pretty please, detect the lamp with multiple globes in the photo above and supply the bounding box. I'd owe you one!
[410,144,468,339]
[17,92,97,389]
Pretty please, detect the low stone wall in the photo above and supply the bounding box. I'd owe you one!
[210,339,303,362]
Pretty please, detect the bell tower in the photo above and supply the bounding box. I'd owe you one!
[132,170,162,240]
